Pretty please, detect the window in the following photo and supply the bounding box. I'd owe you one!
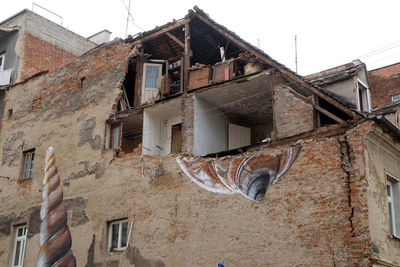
[0,53,5,71]
[106,123,121,149]
[357,79,371,112]
[12,225,27,267]
[387,176,400,238]
[22,149,35,180]
[108,219,128,251]
[141,63,162,103]
[392,93,400,102]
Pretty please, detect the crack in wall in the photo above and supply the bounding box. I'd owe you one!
[338,135,356,238]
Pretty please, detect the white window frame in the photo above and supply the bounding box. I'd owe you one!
[356,78,371,112]
[22,149,35,181]
[12,225,27,267]
[392,93,400,102]
[141,63,162,104]
[108,219,128,251]
[387,180,396,236]
[0,53,5,71]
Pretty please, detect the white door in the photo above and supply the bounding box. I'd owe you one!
[228,123,251,150]
[141,63,162,103]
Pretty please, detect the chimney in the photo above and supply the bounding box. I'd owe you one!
[87,29,111,45]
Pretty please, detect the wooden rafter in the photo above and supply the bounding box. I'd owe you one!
[166,32,184,48]
[140,19,186,42]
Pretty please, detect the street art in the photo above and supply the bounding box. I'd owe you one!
[37,147,76,267]
[177,145,301,202]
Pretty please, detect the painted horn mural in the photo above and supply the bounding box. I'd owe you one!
[37,147,76,267]
[177,145,301,202]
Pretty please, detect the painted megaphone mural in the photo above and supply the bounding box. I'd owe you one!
[177,145,301,202]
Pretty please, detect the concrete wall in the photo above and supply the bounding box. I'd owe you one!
[193,96,228,155]
[324,78,357,108]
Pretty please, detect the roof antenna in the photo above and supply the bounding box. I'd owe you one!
[295,35,298,74]
[125,0,131,38]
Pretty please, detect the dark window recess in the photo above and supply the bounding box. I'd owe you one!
[108,123,121,149]
[22,149,35,180]
[171,123,182,153]
[318,97,352,126]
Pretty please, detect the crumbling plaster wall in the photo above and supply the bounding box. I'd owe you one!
[365,126,400,266]
[0,39,132,266]
[0,117,375,266]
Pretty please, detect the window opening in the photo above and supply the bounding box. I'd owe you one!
[12,225,27,267]
[0,53,5,71]
[108,219,128,251]
[22,149,35,181]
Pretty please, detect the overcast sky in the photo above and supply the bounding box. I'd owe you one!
[2,0,400,75]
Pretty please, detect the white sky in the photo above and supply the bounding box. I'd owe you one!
[2,0,400,75]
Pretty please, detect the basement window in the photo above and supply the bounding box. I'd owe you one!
[106,123,121,149]
[21,149,35,181]
[108,219,128,251]
[387,176,400,238]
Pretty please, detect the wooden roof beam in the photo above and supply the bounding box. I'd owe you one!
[166,32,184,48]
[140,19,186,42]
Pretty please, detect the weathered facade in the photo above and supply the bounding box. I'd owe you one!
[0,7,400,267]
[0,9,98,86]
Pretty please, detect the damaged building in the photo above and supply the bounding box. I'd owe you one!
[0,6,400,266]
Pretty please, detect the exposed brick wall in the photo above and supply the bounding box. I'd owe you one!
[181,94,194,153]
[369,63,400,108]
[273,84,314,139]
[19,33,78,81]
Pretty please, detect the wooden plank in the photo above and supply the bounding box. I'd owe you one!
[193,13,356,119]
[140,19,186,42]
[284,84,346,124]
[184,20,190,90]
[166,32,184,48]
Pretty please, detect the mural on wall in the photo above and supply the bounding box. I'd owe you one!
[177,145,301,202]
[37,147,76,267]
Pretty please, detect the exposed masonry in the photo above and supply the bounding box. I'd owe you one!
[64,161,106,186]
[78,117,102,150]
[1,130,24,166]
[338,135,356,237]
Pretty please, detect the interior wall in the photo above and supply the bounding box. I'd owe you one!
[142,105,182,156]
[194,96,228,155]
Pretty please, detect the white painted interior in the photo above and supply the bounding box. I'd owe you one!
[194,96,229,155]
[228,123,251,150]
[142,98,182,155]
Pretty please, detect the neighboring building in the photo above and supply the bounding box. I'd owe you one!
[306,60,372,114]
[0,6,400,266]
[369,62,400,108]
[0,9,98,86]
